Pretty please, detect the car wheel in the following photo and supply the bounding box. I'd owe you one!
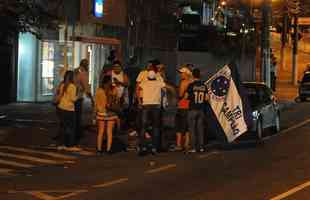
[272,113,280,133]
[256,119,263,140]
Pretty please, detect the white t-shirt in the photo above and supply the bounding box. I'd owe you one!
[140,79,166,105]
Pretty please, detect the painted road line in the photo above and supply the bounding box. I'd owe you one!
[26,190,88,200]
[9,189,88,194]
[93,178,129,188]
[270,181,310,200]
[145,164,177,174]
[0,168,14,176]
[263,118,310,141]
[0,159,34,168]
[75,150,95,156]
[26,192,53,200]
[197,151,220,159]
[15,119,56,124]
[0,152,61,165]
[0,146,77,160]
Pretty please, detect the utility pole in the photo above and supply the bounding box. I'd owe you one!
[292,15,299,85]
[287,0,301,85]
[261,0,271,87]
[280,13,289,71]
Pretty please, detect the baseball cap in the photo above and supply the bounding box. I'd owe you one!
[112,60,122,68]
[177,66,192,75]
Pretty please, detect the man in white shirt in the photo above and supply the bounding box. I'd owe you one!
[136,59,164,83]
[137,70,166,155]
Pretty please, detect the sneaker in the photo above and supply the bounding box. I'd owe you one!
[199,148,205,153]
[128,130,138,137]
[96,150,103,156]
[57,145,65,150]
[187,149,197,153]
[138,147,148,157]
[106,150,113,155]
[151,148,157,155]
[174,146,183,151]
[138,150,148,157]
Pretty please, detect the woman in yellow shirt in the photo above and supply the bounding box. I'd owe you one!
[95,75,119,155]
[57,71,80,151]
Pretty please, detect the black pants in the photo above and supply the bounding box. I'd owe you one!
[271,72,276,91]
[54,107,64,142]
[60,109,76,147]
[140,105,161,151]
[75,99,83,143]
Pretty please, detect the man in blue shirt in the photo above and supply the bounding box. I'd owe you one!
[186,68,208,153]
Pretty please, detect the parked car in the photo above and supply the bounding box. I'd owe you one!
[298,72,310,101]
[242,82,280,140]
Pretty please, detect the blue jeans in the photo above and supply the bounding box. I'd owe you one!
[140,105,161,151]
[188,109,205,150]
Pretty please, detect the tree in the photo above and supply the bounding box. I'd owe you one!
[0,0,63,40]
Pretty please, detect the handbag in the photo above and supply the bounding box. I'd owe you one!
[52,84,64,106]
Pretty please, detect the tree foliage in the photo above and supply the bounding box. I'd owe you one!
[0,0,63,40]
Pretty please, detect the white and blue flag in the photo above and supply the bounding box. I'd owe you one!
[205,65,248,142]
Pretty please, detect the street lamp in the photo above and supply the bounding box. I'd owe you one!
[287,0,301,85]
[220,1,227,29]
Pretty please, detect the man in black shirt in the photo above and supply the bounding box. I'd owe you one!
[186,68,208,153]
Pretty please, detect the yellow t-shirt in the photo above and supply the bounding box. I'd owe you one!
[57,83,77,111]
[95,88,107,113]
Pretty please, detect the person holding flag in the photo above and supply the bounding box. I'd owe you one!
[186,68,209,153]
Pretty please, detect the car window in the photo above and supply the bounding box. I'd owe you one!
[243,85,260,107]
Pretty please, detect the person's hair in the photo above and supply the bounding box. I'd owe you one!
[62,71,74,94]
[80,59,89,71]
[186,63,194,69]
[99,75,112,90]
[112,60,122,66]
[149,59,160,66]
[192,68,200,79]
[147,64,158,73]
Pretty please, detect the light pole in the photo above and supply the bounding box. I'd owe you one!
[287,0,301,85]
[261,0,271,87]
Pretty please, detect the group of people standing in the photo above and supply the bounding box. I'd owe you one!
[54,59,129,154]
[54,58,211,156]
[135,61,209,155]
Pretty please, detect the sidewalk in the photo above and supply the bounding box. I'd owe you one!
[0,101,97,148]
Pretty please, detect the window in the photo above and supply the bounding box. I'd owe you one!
[41,41,55,95]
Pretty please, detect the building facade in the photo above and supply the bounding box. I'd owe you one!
[16,0,128,102]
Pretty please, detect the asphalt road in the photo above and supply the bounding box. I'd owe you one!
[0,102,310,200]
